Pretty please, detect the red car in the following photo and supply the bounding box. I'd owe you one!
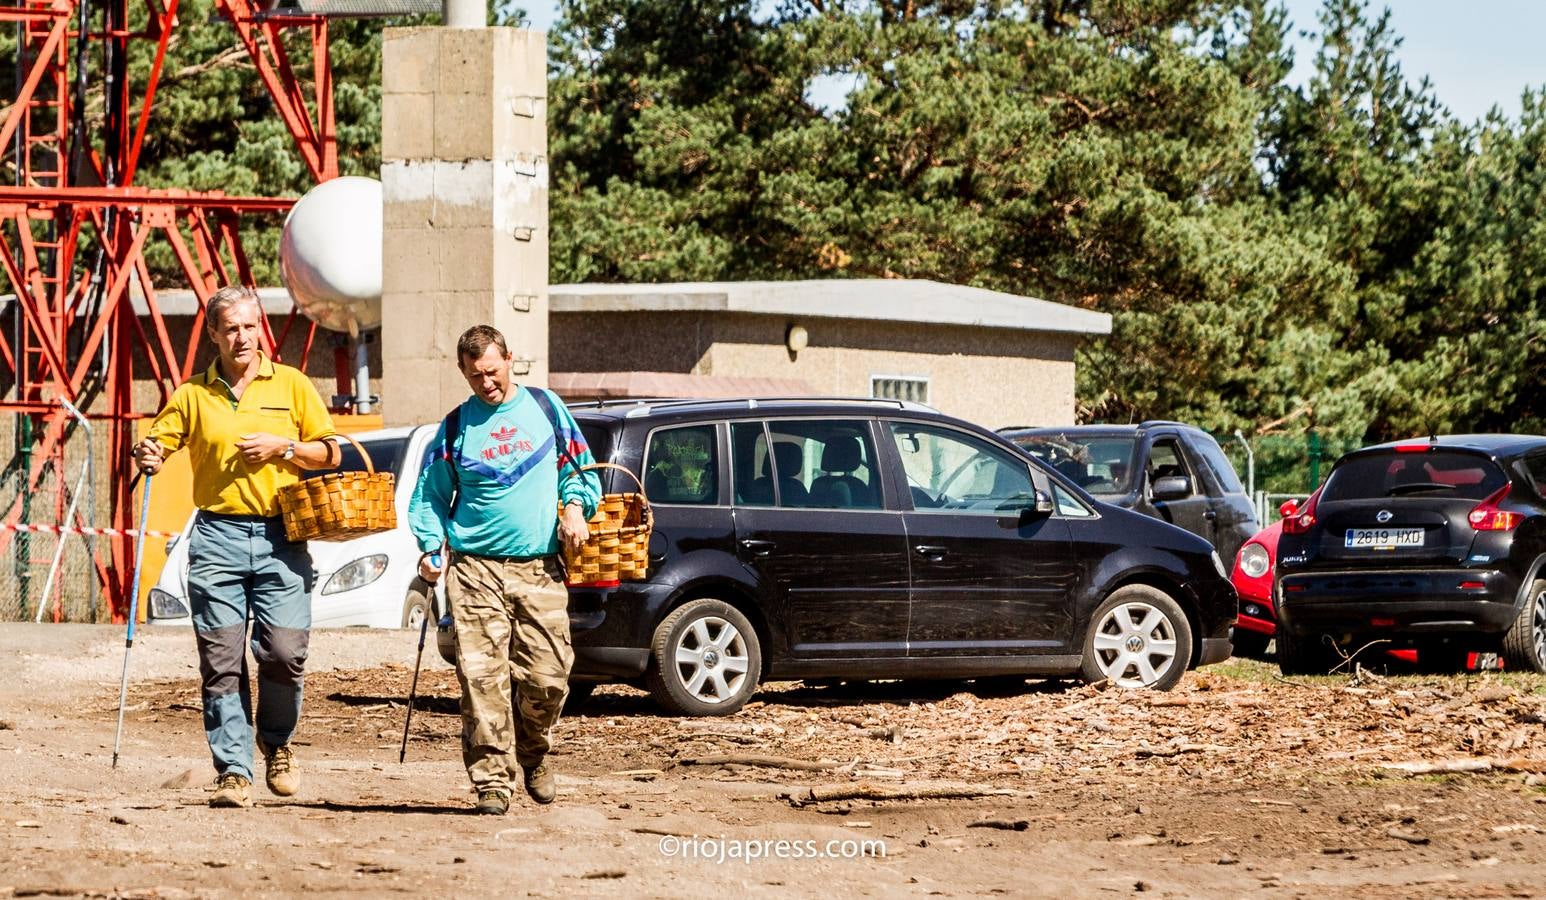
[1230,519,1280,658]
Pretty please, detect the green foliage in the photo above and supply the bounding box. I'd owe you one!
[124,0,407,284]
[545,0,1546,452]
[12,0,1546,458]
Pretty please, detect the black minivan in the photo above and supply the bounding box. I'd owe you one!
[1275,435,1546,674]
[472,398,1236,715]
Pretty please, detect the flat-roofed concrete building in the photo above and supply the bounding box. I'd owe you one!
[548,279,1110,430]
[9,277,1108,431]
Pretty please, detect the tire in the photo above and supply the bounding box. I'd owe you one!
[1079,586,1193,691]
[435,613,457,667]
[1276,628,1335,676]
[1230,627,1272,660]
[1502,579,1546,673]
[401,579,432,629]
[645,599,762,716]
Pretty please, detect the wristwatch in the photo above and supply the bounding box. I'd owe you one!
[282,441,296,461]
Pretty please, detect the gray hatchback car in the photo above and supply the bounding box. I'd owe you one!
[1000,421,1260,566]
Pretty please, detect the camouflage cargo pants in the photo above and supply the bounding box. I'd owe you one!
[447,553,573,793]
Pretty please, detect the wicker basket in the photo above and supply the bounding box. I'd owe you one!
[559,462,652,587]
[277,433,397,542]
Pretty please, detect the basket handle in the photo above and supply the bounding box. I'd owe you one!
[326,432,375,475]
[579,462,646,497]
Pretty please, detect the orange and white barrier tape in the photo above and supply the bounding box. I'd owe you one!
[0,522,180,539]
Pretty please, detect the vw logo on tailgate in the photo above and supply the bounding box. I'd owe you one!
[1376,510,1394,523]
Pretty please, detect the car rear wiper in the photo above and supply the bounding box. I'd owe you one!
[1385,482,1456,495]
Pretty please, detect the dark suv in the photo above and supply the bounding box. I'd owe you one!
[999,422,1259,565]
[442,398,1235,715]
[1275,436,1546,674]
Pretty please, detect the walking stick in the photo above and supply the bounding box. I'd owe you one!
[112,474,153,769]
[399,553,440,764]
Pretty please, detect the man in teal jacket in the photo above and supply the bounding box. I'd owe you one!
[409,324,601,815]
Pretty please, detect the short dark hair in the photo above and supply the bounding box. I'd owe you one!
[457,325,509,368]
[205,285,261,327]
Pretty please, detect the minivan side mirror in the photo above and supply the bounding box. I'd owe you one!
[1279,499,1299,518]
[996,490,1056,521]
[1151,475,1191,502]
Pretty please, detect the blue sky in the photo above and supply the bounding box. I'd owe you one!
[521,1,1546,124]
[1280,0,1546,122]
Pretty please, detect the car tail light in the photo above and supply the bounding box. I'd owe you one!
[1468,484,1521,531]
[1281,488,1322,535]
[1394,443,1429,453]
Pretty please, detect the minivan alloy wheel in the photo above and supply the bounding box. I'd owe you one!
[1093,602,1179,687]
[1080,585,1194,691]
[646,598,764,715]
[674,616,751,703]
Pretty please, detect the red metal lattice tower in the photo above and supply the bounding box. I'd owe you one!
[0,0,342,620]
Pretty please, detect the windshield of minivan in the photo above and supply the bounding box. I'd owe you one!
[1012,434,1137,495]
[1322,450,1508,502]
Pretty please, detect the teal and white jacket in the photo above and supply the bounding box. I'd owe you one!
[408,387,602,558]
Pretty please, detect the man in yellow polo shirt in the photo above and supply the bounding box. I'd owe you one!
[132,286,339,809]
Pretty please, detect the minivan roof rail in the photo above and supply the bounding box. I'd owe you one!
[570,396,937,417]
[565,397,685,410]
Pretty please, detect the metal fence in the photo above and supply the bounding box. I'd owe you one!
[0,460,109,624]
[0,411,113,624]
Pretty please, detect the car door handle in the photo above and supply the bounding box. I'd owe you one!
[1204,510,1218,521]
[914,544,948,560]
[740,539,776,556]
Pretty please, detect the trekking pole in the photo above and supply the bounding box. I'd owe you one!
[112,474,153,769]
[399,552,440,764]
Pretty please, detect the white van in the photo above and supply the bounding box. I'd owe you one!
[145,425,446,629]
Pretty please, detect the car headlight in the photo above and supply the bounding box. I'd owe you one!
[322,554,389,596]
[1239,543,1271,579]
[1211,550,1229,580]
[148,587,189,619]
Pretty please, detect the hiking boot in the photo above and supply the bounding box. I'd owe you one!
[209,772,252,808]
[258,740,299,797]
[473,789,510,816]
[523,762,556,805]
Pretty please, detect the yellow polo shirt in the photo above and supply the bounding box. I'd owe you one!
[146,354,336,517]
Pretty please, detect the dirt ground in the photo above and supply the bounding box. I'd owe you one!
[2,624,1544,898]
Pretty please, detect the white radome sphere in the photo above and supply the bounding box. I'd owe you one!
[279,176,383,334]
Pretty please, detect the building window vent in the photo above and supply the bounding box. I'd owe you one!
[871,375,929,404]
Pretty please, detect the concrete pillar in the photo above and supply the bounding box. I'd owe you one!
[380,27,549,427]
